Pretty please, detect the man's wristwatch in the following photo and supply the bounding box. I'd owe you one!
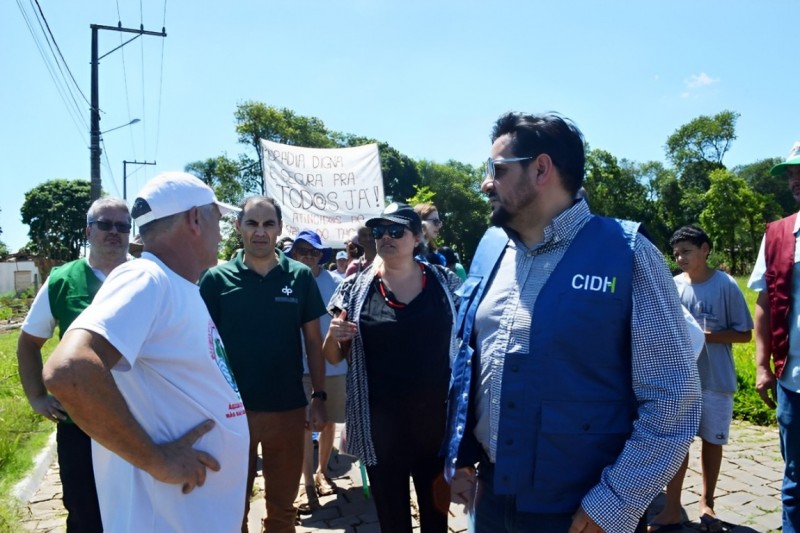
[311,390,327,401]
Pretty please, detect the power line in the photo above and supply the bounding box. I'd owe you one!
[15,0,88,143]
[32,0,91,107]
[27,0,86,122]
[153,0,169,162]
[100,138,122,198]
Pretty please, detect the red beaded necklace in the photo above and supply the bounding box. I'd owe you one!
[375,262,427,309]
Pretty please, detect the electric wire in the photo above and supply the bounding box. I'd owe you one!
[140,21,148,161]
[32,0,91,107]
[153,0,168,162]
[115,0,138,161]
[15,0,88,144]
[27,0,87,124]
[100,138,122,198]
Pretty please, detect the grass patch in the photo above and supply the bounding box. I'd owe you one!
[0,329,57,527]
[732,276,777,426]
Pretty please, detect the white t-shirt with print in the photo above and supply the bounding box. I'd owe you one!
[68,252,249,532]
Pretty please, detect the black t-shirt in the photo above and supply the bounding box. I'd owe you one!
[359,267,452,409]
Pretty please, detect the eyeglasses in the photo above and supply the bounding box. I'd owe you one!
[485,156,534,181]
[293,247,322,258]
[371,224,407,239]
[425,218,443,227]
[89,220,132,233]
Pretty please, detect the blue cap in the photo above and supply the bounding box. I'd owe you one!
[291,229,332,264]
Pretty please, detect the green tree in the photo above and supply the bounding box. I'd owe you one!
[185,155,247,205]
[414,160,487,265]
[665,110,740,170]
[699,169,764,274]
[234,102,337,194]
[735,157,790,220]
[660,111,740,234]
[406,185,437,207]
[21,179,91,273]
[632,161,678,250]
[333,133,422,202]
[584,149,650,222]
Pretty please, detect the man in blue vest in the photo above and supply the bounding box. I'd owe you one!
[443,112,702,533]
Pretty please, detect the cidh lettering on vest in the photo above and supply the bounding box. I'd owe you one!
[571,274,617,293]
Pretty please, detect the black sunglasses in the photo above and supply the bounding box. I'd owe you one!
[89,220,132,233]
[371,224,407,239]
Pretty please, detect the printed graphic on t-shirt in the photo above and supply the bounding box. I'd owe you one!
[208,321,240,394]
[691,301,718,331]
[275,284,299,304]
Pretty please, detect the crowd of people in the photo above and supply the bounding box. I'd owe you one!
[14,112,800,533]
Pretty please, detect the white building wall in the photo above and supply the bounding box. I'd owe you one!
[0,261,38,294]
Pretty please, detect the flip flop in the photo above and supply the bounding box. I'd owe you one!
[315,475,337,496]
[296,484,318,515]
[699,514,725,532]
[646,522,684,532]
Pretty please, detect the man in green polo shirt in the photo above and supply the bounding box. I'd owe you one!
[17,197,130,532]
[199,196,327,532]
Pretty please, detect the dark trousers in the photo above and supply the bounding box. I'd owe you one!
[472,460,648,533]
[366,400,449,533]
[57,422,103,532]
[778,383,800,533]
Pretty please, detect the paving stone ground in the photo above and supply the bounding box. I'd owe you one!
[16,421,785,532]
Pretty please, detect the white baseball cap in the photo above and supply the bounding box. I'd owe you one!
[131,171,239,226]
[336,250,348,260]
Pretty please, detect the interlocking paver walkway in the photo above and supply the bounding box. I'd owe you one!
[16,421,784,532]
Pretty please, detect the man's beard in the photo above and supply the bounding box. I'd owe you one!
[489,204,511,227]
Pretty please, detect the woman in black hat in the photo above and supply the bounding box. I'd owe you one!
[323,202,461,533]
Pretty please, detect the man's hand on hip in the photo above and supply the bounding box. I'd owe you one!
[149,419,220,494]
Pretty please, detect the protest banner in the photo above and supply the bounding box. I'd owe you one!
[260,139,385,248]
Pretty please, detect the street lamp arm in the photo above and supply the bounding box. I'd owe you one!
[100,118,140,136]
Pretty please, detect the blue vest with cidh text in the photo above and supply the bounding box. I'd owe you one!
[444,215,638,513]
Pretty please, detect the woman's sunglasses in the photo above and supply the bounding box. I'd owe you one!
[371,224,407,239]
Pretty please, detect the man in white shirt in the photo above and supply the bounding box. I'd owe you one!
[43,172,249,532]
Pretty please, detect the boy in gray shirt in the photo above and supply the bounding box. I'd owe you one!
[648,225,753,532]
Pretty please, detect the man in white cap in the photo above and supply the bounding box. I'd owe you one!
[332,250,349,281]
[749,141,800,533]
[43,172,248,532]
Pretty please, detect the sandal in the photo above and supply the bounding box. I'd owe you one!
[699,514,726,532]
[296,484,318,515]
[315,474,337,496]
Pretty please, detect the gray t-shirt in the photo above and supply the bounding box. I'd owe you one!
[674,270,753,392]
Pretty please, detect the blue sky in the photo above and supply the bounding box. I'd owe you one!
[2,1,797,252]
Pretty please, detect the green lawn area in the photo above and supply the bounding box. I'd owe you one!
[0,329,57,530]
[732,276,776,426]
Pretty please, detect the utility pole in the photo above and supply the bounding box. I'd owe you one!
[124,160,156,235]
[90,23,166,202]
[123,160,156,200]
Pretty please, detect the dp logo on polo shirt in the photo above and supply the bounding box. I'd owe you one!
[275,284,299,304]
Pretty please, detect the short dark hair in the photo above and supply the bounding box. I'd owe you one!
[669,225,712,250]
[238,196,282,223]
[491,112,586,196]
